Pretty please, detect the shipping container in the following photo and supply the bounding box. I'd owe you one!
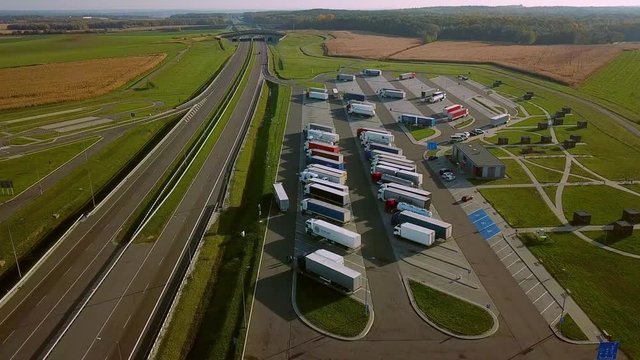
[300,198,351,224]
[272,182,289,212]
[304,140,339,153]
[305,219,361,249]
[391,211,452,239]
[308,155,345,170]
[304,251,362,292]
[393,223,436,246]
[336,73,356,82]
[304,183,350,206]
[307,148,344,163]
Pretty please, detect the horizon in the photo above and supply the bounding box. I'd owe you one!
[2,2,640,12]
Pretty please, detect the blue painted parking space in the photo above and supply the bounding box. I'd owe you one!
[468,208,501,240]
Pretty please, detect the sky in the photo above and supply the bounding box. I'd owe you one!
[1,0,639,10]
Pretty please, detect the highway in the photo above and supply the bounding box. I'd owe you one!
[0,41,265,359]
[243,72,598,359]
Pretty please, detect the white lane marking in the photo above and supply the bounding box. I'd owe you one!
[506,259,520,269]
[495,244,509,254]
[62,268,72,277]
[490,240,504,248]
[158,256,165,266]
[3,330,15,344]
[541,301,556,314]
[533,291,548,304]
[123,314,132,329]
[143,282,150,294]
[513,266,527,277]
[525,282,541,295]
[499,252,514,261]
[518,274,534,285]
[35,296,47,308]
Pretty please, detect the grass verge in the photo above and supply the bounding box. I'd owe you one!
[479,187,561,227]
[522,232,640,358]
[408,280,493,336]
[556,313,589,341]
[296,275,369,337]
[562,185,640,225]
[407,125,435,141]
[583,230,640,256]
[0,137,100,200]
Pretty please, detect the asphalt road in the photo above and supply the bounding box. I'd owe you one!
[0,41,255,360]
[242,74,598,359]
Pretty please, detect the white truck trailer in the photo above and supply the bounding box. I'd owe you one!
[307,129,339,144]
[272,182,289,212]
[315,248,344,264]
[378,173,415,187]
[348,103,376,117]
[378,88,406,99]
[380,183,431,199]
[337,73,356,82]
[305,219,361,249]
[348,100,376,109]
[307,164,347,178]
[399,72,416,80]
[370,150,407,161]
[371,156,415,168]
[308,178,349,192]
[377,187,430,209]
[490,113,510,127]
[426,91,446,103]
[360,131,394,145]
[304,251,362,292]
[393,222,436,246]
[308,87,327,93]
[373,161,416,173]
[308,91,329,100]
[305,122,335,133]
[371,163,401,176]
[299,168,347,185]
[396,170,423,186]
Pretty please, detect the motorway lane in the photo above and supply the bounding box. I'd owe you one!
[46,42,267,360]
[0,42,250,360]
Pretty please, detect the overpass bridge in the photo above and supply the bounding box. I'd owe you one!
[219,29,285,43]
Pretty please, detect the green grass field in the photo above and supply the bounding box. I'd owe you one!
[522,232,640,358]
[0,115,179,278]
[479,188,561,227]
[580,50,640,122]
[0,137,99,200]
[453,118,475,129]
[556,314,589,341]
[408,280,493,336]
[543,186,557,201]
[296,275,369,337]
[583,230,640,256]
[492,128,550,145]
[562,185,640,225]
[407,125,435,141]
[524,162,563,183]
[526,157,566,171]
[0,31,235,130]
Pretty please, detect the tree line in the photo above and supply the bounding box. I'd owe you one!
[243,7,640,45]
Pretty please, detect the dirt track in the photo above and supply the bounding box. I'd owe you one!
[324,31,640,85]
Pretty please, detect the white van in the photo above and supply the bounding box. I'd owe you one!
[450,134,467,142]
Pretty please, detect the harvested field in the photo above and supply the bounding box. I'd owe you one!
[325,31,640,85]
[325,31,422,58]
[0,53,166,109]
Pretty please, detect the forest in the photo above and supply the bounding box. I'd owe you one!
[244,7,640,45]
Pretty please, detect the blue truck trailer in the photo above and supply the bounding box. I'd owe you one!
[308,155,345,170]
[300,198,352,224]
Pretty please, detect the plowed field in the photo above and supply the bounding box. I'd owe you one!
[0,53,166,109]
[325,31,422,58]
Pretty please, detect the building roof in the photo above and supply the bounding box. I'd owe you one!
[454,143,504,167]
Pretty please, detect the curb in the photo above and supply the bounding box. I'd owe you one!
[402,276,499,340]
[549,318,599,345]
[291,271,374,341]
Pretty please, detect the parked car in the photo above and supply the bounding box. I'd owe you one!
[439,168,453,175]
[474,128,484,134]
[427,155,438,161]
[458,75,469,80]
[441,173,456,181]
[461,195,474,202]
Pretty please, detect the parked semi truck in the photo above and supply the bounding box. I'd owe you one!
[399,114,436,127]
[344,92,366,102]
[347,103,376,117]
[357,127,388,137]
[303,251,362,292]
[307,148,344,163]
[373,172,415,187]
[396,201,432,217]
[377,88,406,99]
[448,108,469,121]
[305,122,335,134]
[305,140,339,153]
[377,187,430,209]
[391,211,452,239]
[348,100,376,109]
[490,113,510,127]
[308,155,345,170]
[371,163,401,176]
[445,104,462,113]
[315,248,344,264]
[372,161,415,173]
[308,178,349,192]
[360,131,394,145]
[307,163,347,177]
[396,170,423,186]
[393,222,436,246]
[305,219,361,249]
[365,143,403,156]
[300,198,351,224]
[309,87,327,93]
[299,168,346,185]
[370,150,407,161]
[381,183,430,199]
[426,91,446,103]
[336,73,356,82]
[308,91,329,100]
[307,129,339,144]
[272,182,289,212]
[399,72,416,80]
[304,183,350,206]
[362,68,382,76]
[371,156,415,169]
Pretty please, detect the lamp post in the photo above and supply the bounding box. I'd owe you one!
[7,224,22,278]
[560,288,571,334]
